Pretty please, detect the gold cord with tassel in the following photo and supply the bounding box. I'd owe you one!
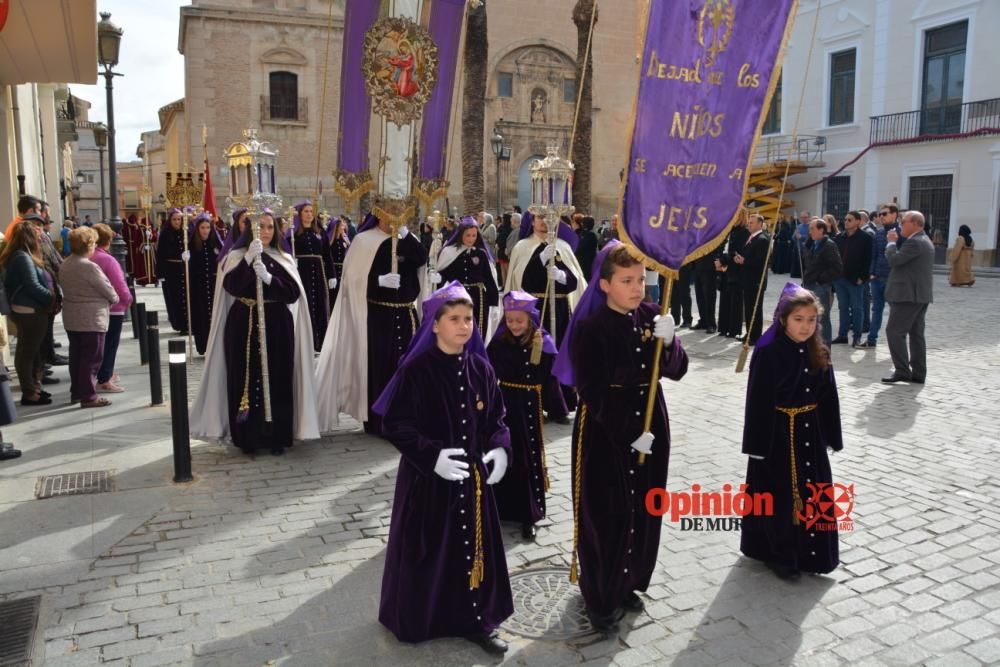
[775,404,817,525]
[469,465,485,589]
[569,405,587,583]
[529,327,543,366]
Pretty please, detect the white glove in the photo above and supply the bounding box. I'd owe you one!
[244,239,263,264]
[748,454,766,460]
[630,431,654,455]
[143,244,151,252]
[434,448,470,481]
[483,448,509,485]
[378,273,401,289]
[328,277,337,289]
[548,266,567,284]
[653,314,675,345]
[398,225,410,240]
[539,244,556,264]
[252,259,272,285]
[181,250,190,262]
[429,270,443,285]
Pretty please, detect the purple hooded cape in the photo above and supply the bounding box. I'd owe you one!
[188,212,223,247]
[756,282,815,349]
[357,211,379,234]
[219,208,248,260]
[552,239,622,386]
[495,290,557,354]
[372,281,487,416]
[443,216,496,262]
[517,210,579,252]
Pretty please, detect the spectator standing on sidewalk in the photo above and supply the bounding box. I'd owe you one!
[90,224,133,392]
[832,211,873,347]
[856,204,900,349]
[58,227,119,408]
[1,220,55,406]
[881,211,934,385]
[0,362,18,459]
[948,224,975,287]
[801,219,842,345]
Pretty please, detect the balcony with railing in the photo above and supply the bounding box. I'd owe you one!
[752,134,827,167]
[869,97,1000,145]
[260,95,308,125]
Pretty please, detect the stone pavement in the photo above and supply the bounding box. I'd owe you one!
[1,275,998,667]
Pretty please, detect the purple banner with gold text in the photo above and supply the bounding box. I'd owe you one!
[619,0,797,274]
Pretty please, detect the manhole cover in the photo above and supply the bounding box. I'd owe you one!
[0,596,40,666]
[506,567,593,639]
[35,471,115,499]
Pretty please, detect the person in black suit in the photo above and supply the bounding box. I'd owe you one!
[716,220,750,338]
[692,248,720,333]
[732,214,770,344]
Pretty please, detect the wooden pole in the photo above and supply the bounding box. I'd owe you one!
[638,274,673,465]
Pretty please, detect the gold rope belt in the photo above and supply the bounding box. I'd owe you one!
[499,380,550,491]
[296,254,324,259]
[775,403,818,526]
[368,299,417,337]
[167,259,183,263]
[470,465,485,589]
[529,292,567,299]
[610,383,650,388]
[466,282,487,337]
[569,404,587,584]
[236,297,276,306]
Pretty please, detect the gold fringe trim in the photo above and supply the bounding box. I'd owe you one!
[412,177,450,210]
[333,170,374,208]
[569,404,587,584]
[469,465,485,589]
[775,403,818,526]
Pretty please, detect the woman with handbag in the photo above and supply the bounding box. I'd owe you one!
[0,220,55,406]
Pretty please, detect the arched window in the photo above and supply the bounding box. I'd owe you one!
[269,71,299,120]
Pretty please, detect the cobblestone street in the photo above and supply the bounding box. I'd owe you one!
[1,274,998,666]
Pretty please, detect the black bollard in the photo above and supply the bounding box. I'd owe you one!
[136,303,148,365]
[146,311,163,406]
[130,300,140,339]
[168,338,193,483]
[124,277,135,323]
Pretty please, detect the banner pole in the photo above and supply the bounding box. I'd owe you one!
[638,274,673,466]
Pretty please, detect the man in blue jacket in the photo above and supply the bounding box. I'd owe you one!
[856,204,900,349]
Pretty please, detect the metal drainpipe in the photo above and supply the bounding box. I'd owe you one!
[10,85,26,196]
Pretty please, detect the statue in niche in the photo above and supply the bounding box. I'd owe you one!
[531,91,547,124]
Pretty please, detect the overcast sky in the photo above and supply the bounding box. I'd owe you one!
[73,1,190,162]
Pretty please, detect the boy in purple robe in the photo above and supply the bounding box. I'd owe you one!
[373,281,514,655]
[287,200,335,351]
[186,213,221,355]
[155,208,189,333]
[553,241,688,634]
[487,290,558,540]
[740,282,843,579]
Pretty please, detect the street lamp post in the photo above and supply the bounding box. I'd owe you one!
[490,128,503,219]
[98,11,127,273]
[93,123,108,223]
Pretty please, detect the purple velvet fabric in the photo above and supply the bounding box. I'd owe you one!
[155,221,188,333]
[288,226,334,351]
[189,232,220,355]
[377,344,513,643]
[67,331,105,403]
[493,291,556,354]
[328,233,349,308]
[569,301,688,616]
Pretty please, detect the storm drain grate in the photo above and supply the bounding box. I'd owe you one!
[0,596,40,666]
[506,567,594,639]
[35,470,115,499]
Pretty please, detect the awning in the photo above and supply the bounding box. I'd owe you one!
[0,0,97,85]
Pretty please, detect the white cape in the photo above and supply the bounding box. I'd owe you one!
[314,228,426,431]
[505,235,587,312]
[189,248,320,442]
[436,244,501,343]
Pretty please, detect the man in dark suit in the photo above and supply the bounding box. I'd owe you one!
[882,210,934,384]
[733,214,770,344]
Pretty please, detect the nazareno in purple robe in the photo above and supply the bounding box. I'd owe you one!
[487,331,554,525]
[189,237,220,355]
[439,246,499,337]
[740,330,842,574]
[519,243,579,418]
[377,345,513,643]
[222,256,300,454]
[289,226,334,351]
[155,223,189,333]
[364,234,427,435]
[328,233,349,308]
[569,302,688,617]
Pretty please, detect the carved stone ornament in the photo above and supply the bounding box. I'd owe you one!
[362,16,440,127]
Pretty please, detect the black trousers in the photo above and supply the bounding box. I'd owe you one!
[694,272,717,327]
[721,282,743,336]
[668,267,693,324]
[742,282,766,343]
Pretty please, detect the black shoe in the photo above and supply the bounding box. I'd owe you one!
[692,321,706,330]
[682,320,694,328]
[765,561,801,580]
[587,609,620,635]
[467,630,508,655]
[44,369,54,376]
[21,396,52,406]
[48,355,69,365]
[53,341,63,348]
[39,390,51,399]
[41,376,60,385]
[522,522,536,540]
[623,592,645,613]
[704,326,717,334]
[910,377,925,384]
[0,447,22,461]
[851,337,862,347]
[854,340,876,349]
[881,373,912,384]
[831,337,848,345]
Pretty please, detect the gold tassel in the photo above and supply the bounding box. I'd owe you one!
[792,498,803,526]
[569,406,587,584]
[530,328,543,365]
[569,561,578,584]
[469,466,485,590]
[735,344,750,373]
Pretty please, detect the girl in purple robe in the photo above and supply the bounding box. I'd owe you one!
[553,241,688,634]
[487,290,557,540]
[373,281,514,656]
[217,208,248,264]
[287,201,334,351]
[187,213,221,355]
[740,282,843,579]
[437,218,500,339]
[327,217,349,308]
[155,208,189,333]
